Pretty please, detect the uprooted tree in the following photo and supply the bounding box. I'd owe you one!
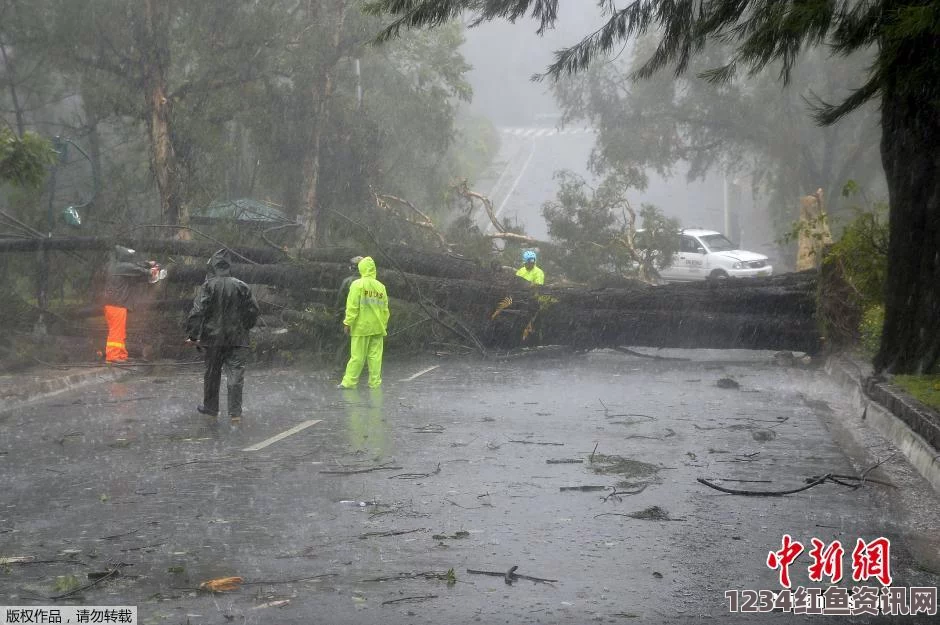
[1,234,821,358]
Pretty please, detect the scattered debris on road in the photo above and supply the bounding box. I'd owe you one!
[389,463,441,479]
[508,439,564,446]
[358,528,427,540]
[432,531,470,540]
[199,576,243,592]
[601,484,648,502]
[382,595,439,605]
[320,462,403,475]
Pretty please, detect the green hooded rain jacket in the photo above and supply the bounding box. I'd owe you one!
[343,257,390,336]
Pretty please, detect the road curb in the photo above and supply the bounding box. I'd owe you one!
[826,354,940,493]
[0,366,132,414]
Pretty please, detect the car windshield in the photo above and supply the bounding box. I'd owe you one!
[699,234,736,252]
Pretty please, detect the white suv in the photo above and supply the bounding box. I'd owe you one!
[658,229,773,282]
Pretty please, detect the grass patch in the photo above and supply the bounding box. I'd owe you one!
[892,375,940,413]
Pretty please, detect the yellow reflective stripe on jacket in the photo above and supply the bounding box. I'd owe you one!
[107,341,126,348]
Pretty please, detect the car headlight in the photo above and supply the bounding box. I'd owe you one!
[732,262,743,269]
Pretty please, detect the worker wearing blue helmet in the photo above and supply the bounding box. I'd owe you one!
[516,250,544,285]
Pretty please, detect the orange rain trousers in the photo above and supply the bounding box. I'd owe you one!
[104,304,128,362]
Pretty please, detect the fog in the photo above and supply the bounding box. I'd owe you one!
[459,3,765,252]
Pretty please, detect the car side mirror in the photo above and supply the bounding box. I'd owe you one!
[695,246,706,254]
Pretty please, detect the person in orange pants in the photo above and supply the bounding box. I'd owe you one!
[103,245,156,362]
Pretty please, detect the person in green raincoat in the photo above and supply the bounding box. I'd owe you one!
[516,250,544,285]
[338,256,390,389]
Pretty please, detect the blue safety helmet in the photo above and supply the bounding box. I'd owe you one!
[522,250,537,263]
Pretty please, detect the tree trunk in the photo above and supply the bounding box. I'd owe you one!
[0,42,25,137]
[142,0,185,227]
[297,2,348,249]
[874,30,940,374]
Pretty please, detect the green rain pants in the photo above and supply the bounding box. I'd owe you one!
[340,334,384,388]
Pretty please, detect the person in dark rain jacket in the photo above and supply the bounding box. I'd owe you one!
[186,250,259,424]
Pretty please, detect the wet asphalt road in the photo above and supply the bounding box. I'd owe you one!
[1,350,938,624]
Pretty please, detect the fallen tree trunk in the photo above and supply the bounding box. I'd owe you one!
[2,236,821,354]
[0,236,490,280]
[167,263,820,353]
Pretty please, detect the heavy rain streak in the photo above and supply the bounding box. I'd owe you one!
[1,1,939,624]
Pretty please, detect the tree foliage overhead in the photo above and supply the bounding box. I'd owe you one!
[372,0,934,122]
[0,1,493,242]
[553,40,882,235]
[0,127,55,188]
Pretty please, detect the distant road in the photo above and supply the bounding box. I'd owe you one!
[499,126,598,138]
[482,127,597,240]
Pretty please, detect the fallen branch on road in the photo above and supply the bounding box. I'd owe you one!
[509,439,564,446]
[389,463,441,479]
[320,462,403,475]
[241,573,338,585]
[820,473,896,489]
[361,571,453,583]
[467,565,557,585]
[697,474,831,496]
[700,456,899,496]
[382,595,439,605]
[601,484,648,502]
[358,528,427,540]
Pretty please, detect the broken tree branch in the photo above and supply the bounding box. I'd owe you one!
[454,180,504,233]
[466,566,557,584]
[358,528,427,540]
[601,484,649,502]
[382,595,438,605]
[697,474,831,496]
[389,463,441,479]
[361,571,452,583]
[508,440,564,446]
[373,190,449,248]
[320,462,403,475]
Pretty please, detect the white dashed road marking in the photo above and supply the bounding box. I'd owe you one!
[242,419,322,452]
[498,126,597,137]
